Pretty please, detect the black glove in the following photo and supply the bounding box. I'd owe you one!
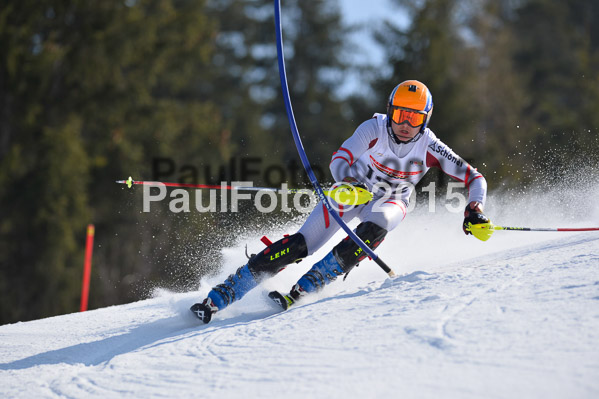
[463,202,489,235]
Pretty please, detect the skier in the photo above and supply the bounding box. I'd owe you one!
[191,80,489,323]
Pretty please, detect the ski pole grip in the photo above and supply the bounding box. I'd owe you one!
[375,257,396,278]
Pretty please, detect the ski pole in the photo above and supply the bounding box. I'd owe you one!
[466,222,599,241]
[116,176,374,206]
[273,0,395,277]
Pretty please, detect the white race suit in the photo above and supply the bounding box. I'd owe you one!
[297,113,487,254]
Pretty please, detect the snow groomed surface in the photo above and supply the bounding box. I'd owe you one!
[1,220,598,398]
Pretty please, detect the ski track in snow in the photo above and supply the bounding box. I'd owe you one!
[1,226,599,397]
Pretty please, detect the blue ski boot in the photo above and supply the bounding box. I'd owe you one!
[294,250,344,294]
[190,264,257,323]
[269,251,344,310]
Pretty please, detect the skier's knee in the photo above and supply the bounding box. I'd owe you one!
[248,233,308,279]
[333,222,387,271]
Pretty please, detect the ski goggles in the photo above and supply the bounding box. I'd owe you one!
[388,106,427,127]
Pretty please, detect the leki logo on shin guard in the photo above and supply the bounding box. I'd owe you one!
[353,239,371,257]
[270,247,290,261]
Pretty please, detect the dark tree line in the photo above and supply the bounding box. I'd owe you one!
[1,0,597,324]
[375,0,599,183]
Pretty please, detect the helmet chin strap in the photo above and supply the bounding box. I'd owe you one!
[386,121,424,145]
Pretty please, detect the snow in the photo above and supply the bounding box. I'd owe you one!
[1,193,599,398]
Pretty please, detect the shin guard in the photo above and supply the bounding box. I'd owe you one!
[247,233,308,279]
[333,221,387,273]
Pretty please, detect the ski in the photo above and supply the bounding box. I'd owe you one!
[268,291,295,311]
[190,301,215,324]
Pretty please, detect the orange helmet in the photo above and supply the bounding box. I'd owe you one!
[387,80,433,142]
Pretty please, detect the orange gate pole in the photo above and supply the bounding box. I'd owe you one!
[80,224,95,312]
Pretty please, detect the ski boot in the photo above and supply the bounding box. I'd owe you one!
[268,251,343,310]
[190,264,257,323]
[268,284,307,310]
[190,297,218,324]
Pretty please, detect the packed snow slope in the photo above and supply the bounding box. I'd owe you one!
[1,188,599,399]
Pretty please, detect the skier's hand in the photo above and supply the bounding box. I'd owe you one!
[463,202,489,235]
[329,177,372,206]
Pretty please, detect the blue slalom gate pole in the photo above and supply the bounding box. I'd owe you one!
[273,0,395,277]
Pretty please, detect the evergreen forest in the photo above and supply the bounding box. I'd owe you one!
[1,0,598,324]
